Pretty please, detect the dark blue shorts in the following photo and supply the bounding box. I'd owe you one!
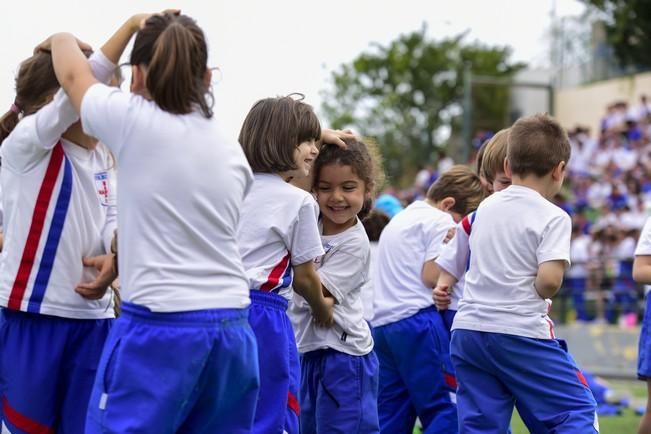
[299,349,379,433]
[451,329,598,434]
[85,302,259,433]
[638,294,651,380]
[0,308,110,434]
[248,290,300,434]
[373,307,458,434]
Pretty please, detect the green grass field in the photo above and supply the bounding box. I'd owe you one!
[413,380,646,433]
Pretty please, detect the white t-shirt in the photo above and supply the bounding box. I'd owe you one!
[436,212,475,311]
[635,217,651,256]
[80,83,253,312]
[360,241,379,321]
[452,185,571,339]
[290,219,373,355]
[238,173,324,300]
[372,201,455,327]
[0,52,117,319]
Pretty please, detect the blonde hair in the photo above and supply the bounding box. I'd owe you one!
[481,128,510,184]
[426,165,485,216]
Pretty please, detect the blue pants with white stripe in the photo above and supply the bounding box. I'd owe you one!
[373,307,458,433]
[0,308,111,434]
[451,329,598,434]
[299,349,379,433]
[85,302,259,434]
[249,290,301,434]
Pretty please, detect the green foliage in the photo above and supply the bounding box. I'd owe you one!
[320,25,525,183]
[583,0,651,69]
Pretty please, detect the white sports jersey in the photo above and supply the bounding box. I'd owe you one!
[436,212,475,311]
[290,219,373,356]
[372,201,455,327]
[636,217,651,256]
[80,83,253,312]
[0,52,117,319]
[452,185,571,339]
[238,173,324,300]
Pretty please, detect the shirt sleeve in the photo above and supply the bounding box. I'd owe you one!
[537,212,572,266]
[636,217,651,256]
[319,239,368,303]
[287,195,325,265]
[424,215,455,262]
[435,221,470,280]
[80,83,131,157]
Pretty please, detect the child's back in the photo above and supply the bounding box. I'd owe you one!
[455,186,570,338]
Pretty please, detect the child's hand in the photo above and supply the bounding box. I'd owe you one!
[130,9,181,30]
[313,297,334,327]
[443,227,456,244]
[433,284,451,310]
[34,35,92,55]
[76,254,117,300]
[320,128,355,149]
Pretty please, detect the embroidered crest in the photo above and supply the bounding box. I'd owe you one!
[94,172,111,206]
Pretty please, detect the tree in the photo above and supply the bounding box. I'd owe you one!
[320,25,525,183]
[583,0,651,69]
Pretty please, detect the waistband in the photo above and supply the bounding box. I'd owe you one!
[120,302,249,327]
[249,290,288,311]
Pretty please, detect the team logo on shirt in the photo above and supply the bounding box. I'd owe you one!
[94,172,111,206]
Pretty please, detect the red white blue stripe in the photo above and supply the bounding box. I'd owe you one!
[259,253,293,293]
[8,142,72,313]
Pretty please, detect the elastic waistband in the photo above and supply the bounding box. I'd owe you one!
[249,290,288,311]
[120,302,249,327]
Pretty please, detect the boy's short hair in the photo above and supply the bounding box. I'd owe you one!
[426,165,485,216]
[481,128,510,184]
[507,114,571,177]
[239,95,321,173]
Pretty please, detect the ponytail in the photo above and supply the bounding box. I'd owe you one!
[0,109,20,144]
[131,14,212,118]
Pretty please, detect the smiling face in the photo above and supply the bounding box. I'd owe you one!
[316,163,367,235]
[292,139,319,178]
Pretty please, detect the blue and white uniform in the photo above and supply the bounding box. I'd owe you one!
[451,185,598,433]
[238,173,324,434]
[80,79,258,433]
[635,217,651,380]
[290,219,379,433]
[0,52,117,434]
[371,200,458,434]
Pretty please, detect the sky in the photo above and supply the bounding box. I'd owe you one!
[0,0,585,139]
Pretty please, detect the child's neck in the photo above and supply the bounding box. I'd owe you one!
[321,217,356,236]
[511,174,556,200]
[62,123,98,150]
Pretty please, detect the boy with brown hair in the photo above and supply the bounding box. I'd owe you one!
[371,165,484,433]
[447,114,598,433]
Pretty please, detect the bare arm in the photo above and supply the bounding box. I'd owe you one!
[421,258,440,289]
[433,268,458,310]
[535,260,566,299]
[293,261,334,326]
[633,255,651,284]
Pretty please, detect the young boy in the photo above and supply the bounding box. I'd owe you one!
[448,114,598,433]
[371,165,484,433]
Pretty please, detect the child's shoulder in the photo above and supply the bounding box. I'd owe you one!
[323,220,370,258]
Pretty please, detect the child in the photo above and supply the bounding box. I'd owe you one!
[0,20,139,433]
[361,208,391,322]
[449,114,598,433]
[632,216,651,434]
[49,13,260,432]
[371,165,484,433]
[290,138,384,433]
[237,95,338,434]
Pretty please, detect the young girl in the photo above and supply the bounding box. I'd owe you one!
[49,13,259,432]
[290,138,384,433]
[237,95,344,434]
[0,18,136,433]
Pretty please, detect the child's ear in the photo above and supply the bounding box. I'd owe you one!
[130,65,146,93]
[440,197,456,211]
[552,161,566,180]
[203,68,213,87]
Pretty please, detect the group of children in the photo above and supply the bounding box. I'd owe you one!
[0,8,638,434]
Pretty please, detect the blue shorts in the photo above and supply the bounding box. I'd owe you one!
[248,290,300,434]
[0,308,110,434]
[85,302,259,434]
[299,349,379,434]
[373,306,457,434]
[451,329,598,434]
[638,294,651,380]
